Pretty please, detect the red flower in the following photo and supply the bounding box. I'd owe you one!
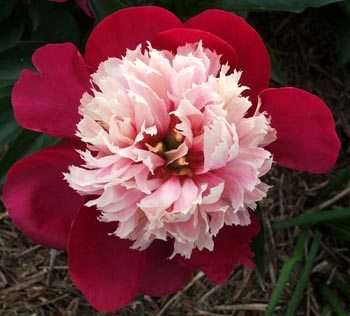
[3,6,340,312]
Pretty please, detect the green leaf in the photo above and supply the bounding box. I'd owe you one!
[0,0,18,22]
[154,0,222,18]
[0,84,21,149]
[0,130,60,185]
[272,208,350,231]
[89,0,126,22]
[324,218,350,240]
[264,230,308,316]
[0,41,45,83]
[285,231,322,316]
[220,0,342,13]
[344,0,350,13]
[0,12,25,52]
[251,204,265,289]
[337,18,350,67]
[29,3,80,45]
[266,43,287,85]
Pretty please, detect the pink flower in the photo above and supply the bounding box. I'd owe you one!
[3,6,340,312]
[50,0,92,17]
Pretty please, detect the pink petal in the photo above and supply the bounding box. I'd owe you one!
[151,28,239,72]
[260,87,340,173]
[139,240,192,296]
[3,141,85,250]
[185,10,270,97]
[179,211,259,284]
[85,6,182,71]
[12,43,91,138]
[68,205,146,312]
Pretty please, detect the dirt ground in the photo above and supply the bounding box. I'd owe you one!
[0,4,349,316]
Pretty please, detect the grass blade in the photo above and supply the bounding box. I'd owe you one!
[272,208,350,231]
[319,283,348,316]
[264,230,308,316]
[251,204,265,290]
[285,231,322,316]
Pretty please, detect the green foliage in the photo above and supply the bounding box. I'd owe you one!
[264,230,308,316]
[266,44,287,85]
[320,283,348,316]
[0,12,25,52]
[0,42,45,83]
[284,231,322,316]
[337,18,350,67]
[0,0,18,22]
[272,208,350,231]
[89,0,126,22]
[251,205,265,289]
[220,0,342,13]
[0,130,60,185]
[29,0,81,45]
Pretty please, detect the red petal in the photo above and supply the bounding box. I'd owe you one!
[180,212,259,284]
[3,141,85,250]
[85,6,182,71]
[75,0,93,17]
[12,43,91,138]
[139,240,192,296]
[68,206,146,312]
[152,28,239,72]
[260,87,340,173]
[185,10,270,97]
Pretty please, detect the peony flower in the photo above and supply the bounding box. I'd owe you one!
[50,0,92,17]
[3,6,339,312]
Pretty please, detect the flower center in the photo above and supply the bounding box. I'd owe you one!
[146,128,192,177]
[64,41,276,258]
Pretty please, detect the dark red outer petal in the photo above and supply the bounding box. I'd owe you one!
[151,28,239,72]
[185,10,270,98]
[85,6,183,72]
[68,205,146,312]
[75,0,93,17]
[260,87,340,173]
[179,211,260,284]
[139,239,193,296]
[3,141,85,250]
[12,43,91,139]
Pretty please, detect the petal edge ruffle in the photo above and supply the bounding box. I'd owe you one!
[12,43,91,139]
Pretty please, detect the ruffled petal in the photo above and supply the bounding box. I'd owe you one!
[185,10,270,97]
[260,87,340,173]
[85,6,182,71]
[12,43,91,138]
[68,205,146,312]
[139,240,192,296]
[179,212,259,284]
[152,28,239,71]
[3,141,85,250]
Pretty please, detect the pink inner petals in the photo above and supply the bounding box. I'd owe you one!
[65,42,276,258]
